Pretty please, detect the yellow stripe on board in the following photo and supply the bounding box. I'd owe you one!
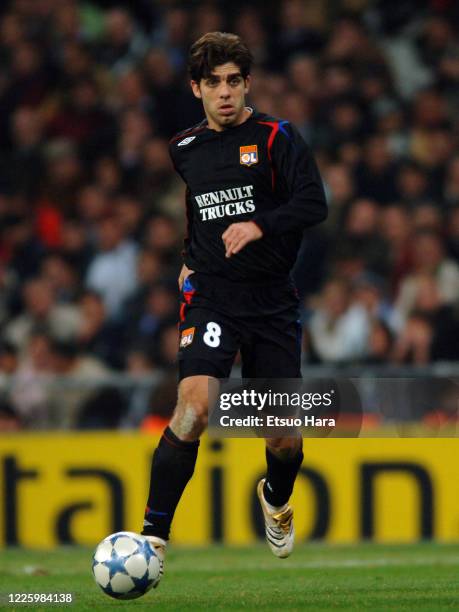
[0,434,458,548]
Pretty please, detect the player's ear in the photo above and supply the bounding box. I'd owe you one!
[244,75,251,95]
[190,80,202,99]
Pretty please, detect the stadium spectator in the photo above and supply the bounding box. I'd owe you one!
[396,161,433,206]
[308,278,370,364]
[143,46,202,135]
[354,134,398,204]
[40,252,81,304]
[275,0,324,68]
[282,90,313,143]
[391,313,433,365]
[3,105,45,199]
[192,3,225,41]
[122,346,160,429]
[137,137,175,207]
[412,203,443,233]
[366,320,394,365]
[117,108,153,189]
[115,68,154,116]
[114,193,144,240]
[233,7,269,68]
[59,217,94,278]
[9,331,55,428]
[395,231,459,323]
[322,162,355,231]
[287,54,319,100]
[400,274,459,362]
[1,197,45,279]
[379,205,415,295]
[128,281,178,349]
[92,156,123,195]
[4,277,80,352]
[150,5,190,72]
[340,198,388,276]
[48,339,111,428]
[97,7,148,75]
[156,320,180,368]
[353,274,401,333]
[142,215,182,270]
[124,249,164,322]
[47,76,116,161]
[38,139,83,225]
[85,212,138,319]
[77,290,126,369]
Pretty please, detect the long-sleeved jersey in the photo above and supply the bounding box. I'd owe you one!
[169,110,327,282]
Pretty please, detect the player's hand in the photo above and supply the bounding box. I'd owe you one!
[178,264,194,290]
[222,222,263,258]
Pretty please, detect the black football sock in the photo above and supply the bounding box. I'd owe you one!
[263,446,303,508]
[142,426,199,541]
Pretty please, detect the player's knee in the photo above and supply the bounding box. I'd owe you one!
[171,378,209,440]
[178,379,209,414]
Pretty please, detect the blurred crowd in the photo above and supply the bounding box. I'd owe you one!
[1,0,459,429]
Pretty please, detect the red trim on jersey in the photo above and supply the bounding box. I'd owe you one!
[183,287,195,305]
[257,121,279,189]
[179,286,195,322]
[169,126,207,144]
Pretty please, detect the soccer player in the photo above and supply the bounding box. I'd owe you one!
[141,32,327,582]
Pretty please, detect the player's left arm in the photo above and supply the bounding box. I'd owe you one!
[222,123,327,257]
[222,220,262,258]
[253,122,327,236]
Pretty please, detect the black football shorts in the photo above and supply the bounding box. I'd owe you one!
[178,272,301,381]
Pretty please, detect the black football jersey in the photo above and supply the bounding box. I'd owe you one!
[169,110,327,282]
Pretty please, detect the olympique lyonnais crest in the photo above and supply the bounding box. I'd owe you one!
[240,145,258,166]
[180,327,195,347]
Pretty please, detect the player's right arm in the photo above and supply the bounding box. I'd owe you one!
[169,137,196,289]
[178,263,193,290]
[178,187,195,289]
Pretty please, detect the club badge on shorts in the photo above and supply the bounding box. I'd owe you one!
[240,145,258,166]
[180,327,195,347]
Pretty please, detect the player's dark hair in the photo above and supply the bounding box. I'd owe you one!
[188,31,253,82]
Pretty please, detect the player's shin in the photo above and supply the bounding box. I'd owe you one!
[263,441,303,508]
[142,426,200,541]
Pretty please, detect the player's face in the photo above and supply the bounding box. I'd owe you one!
[191,62,251,131]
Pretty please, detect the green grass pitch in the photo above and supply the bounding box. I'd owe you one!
[1,542,459,610]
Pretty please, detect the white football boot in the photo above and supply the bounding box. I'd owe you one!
[257,479,294,558]
[144,535,166,587]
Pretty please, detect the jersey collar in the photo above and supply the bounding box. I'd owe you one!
[202,107,259,133]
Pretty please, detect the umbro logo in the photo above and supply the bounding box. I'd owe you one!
[178,136,196,146]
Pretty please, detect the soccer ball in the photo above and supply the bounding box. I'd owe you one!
[92,531,161,599]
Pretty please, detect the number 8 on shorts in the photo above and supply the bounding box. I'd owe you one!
[203,322,221,347]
